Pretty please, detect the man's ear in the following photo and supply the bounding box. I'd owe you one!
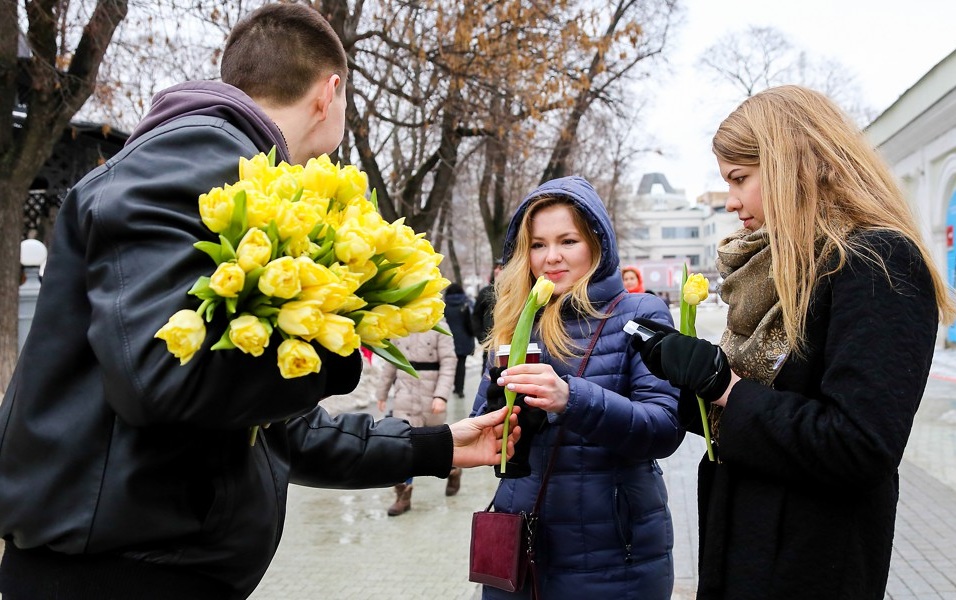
[315,73,341,121]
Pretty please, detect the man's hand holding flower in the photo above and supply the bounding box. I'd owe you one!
[449,406,521,468]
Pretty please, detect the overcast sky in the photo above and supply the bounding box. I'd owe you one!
[636,0,956,202]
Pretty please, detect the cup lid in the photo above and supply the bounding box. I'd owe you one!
[497,343,540,355]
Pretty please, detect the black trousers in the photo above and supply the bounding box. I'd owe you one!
[0,543,232,599]
[454,354,468,396]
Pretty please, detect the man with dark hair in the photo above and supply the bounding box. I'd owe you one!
[0,4,515,599]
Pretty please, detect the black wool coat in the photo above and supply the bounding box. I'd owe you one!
[692,231,938,600]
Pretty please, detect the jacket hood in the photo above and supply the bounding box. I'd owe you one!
[443,292,469,307]
[502,176,620,284]
[127,81,291,163]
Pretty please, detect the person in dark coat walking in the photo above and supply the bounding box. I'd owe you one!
[443,282,476,398]
[631,85,956,600]
[472,260,503,371]
[472,176,684,599]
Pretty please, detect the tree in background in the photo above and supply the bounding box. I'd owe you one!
[1,0,128,392]
[1,0,680,390]
[697,25,876,125]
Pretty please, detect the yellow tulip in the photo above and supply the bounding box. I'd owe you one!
[276,338,321,379]
[198,187,234,233]
[682,273,709,306]
[236,228,273,272]
[400,297,445,333]
[314,314,362,356]
[228,315,271,357]
[239,153,272,185]
[370,304,408,338]
[276,200,320,241]
[531,276,555,306]
[295,257,337,288]
[155,309,206,365]
[276,300,324,340]
[209,262,245,298]
[299,281,356,313]
[346,259,379,287]
[359,210,394,250]
[330,263,365,293]
[267,172,301,200]
[301,155,340,199]
[334,222,376,265]
[337,294,368,313]
[335,164,369,203]
[245,190,280,229]
[355,310,389,346]
[258,256,301,299]
[285,236,320,259]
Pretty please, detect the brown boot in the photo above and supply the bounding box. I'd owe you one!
[446,467,462,496]
[387,483,412,516]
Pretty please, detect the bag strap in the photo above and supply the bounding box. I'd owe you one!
[531,291,625,511]
[525,292,625,599]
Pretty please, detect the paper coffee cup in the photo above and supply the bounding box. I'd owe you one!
[497,343,541,367]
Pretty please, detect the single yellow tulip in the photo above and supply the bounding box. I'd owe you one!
[276,339,321,379]
[155,309,206,365]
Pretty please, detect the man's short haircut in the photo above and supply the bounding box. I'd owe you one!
[221,2,348,106]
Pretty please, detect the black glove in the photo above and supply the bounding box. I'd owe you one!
[484,367,508,413]
[629,318,731,404]
[485,367,547,479]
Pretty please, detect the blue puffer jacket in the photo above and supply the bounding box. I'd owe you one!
[473,176,684,599]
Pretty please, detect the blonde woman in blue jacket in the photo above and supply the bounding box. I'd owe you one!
[472,176,684,599]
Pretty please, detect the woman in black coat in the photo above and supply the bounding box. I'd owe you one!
[632,85,955,600]
[443,282,476,397]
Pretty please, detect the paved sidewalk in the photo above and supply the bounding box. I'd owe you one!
[250,305,956,599]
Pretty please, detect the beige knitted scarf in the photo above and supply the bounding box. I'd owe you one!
[716,228,790,387]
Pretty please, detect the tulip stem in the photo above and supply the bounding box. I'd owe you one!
[697,396,715,461]
[499,277,554,473]
[249,425,259,447]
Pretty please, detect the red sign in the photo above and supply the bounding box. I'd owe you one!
[948,225,954,248]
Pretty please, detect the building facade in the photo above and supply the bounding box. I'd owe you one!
[866,48,956,346]
[616,174,739,298]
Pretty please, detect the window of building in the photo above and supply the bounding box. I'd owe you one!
[662,226,700,239]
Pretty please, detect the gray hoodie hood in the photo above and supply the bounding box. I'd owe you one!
[127,81,291,163]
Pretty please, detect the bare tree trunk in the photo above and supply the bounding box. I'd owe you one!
[439,202,464,286]
[540,0,639,184]
[0,178,29,395]
[0,0,128,393]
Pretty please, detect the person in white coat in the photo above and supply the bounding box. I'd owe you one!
[376,322,461,515]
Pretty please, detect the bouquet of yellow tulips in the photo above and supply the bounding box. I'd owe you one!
[155,148,449,386]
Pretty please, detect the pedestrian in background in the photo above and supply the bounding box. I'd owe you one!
[621,264,645,293]
[472,259,503,370]
[632,85,956,600]
[443,282,476,398]
[375,325,462,515]
[472,176,684,599]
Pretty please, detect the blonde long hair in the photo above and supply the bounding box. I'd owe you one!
[488,197,603,361]
[712,85,956,353]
